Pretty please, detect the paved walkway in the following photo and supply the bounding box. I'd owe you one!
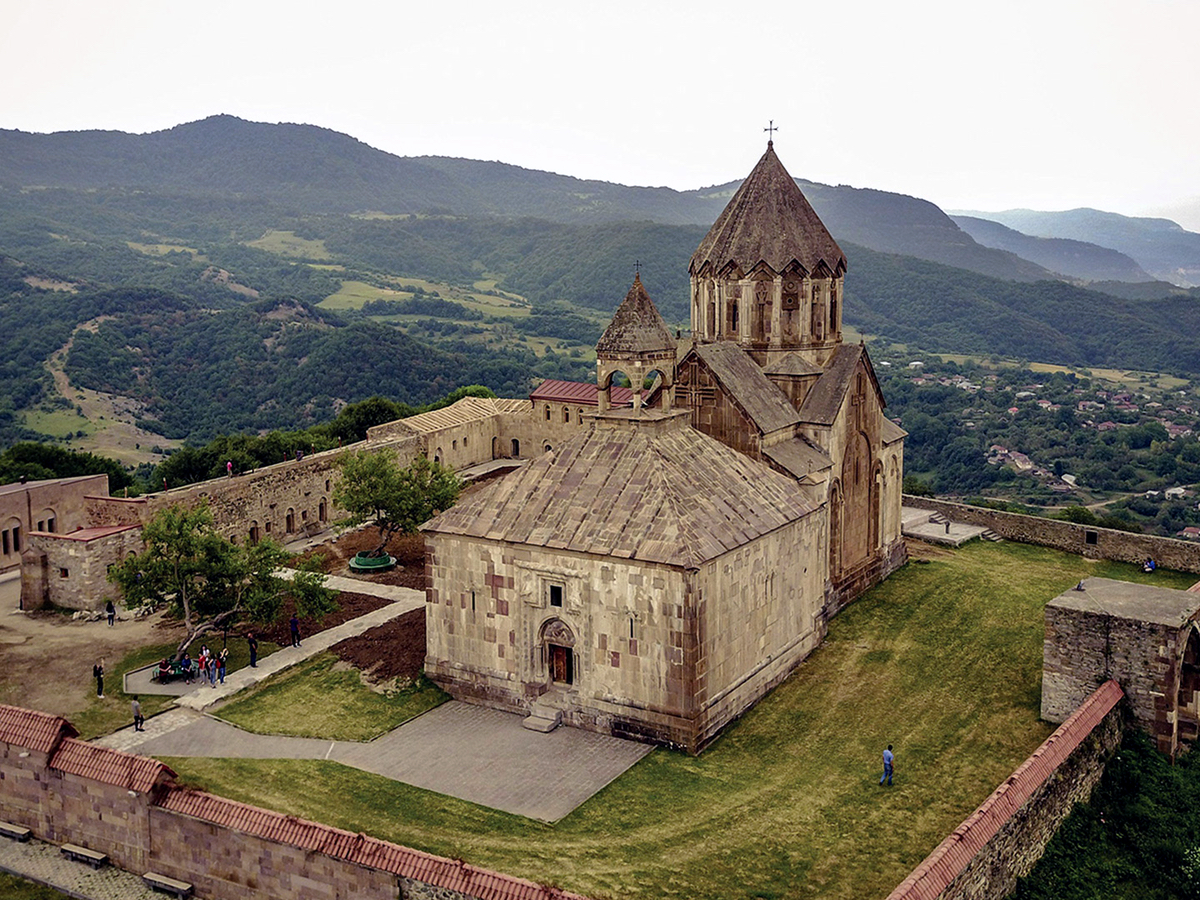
[0,835,158,900]
[107,701,652,822]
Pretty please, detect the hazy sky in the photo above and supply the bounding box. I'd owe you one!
[6,0,1199,228]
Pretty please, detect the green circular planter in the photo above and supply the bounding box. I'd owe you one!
[349,552,397,572]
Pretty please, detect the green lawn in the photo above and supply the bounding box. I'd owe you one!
[212,653,448,741]
[0,874,70,900]
[162,543,1198,900]
[71,637,280,740]
[245,229,331,259]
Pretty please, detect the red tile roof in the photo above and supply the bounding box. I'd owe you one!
[529,380,632,407]
[159,789,590,900]
[0,704,76,754]
[49,738,173,794]
[39,525,141,542]
[885,680,1123,900]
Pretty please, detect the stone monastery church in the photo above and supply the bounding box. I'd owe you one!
[11,142,905,754]
[422,142,907,752]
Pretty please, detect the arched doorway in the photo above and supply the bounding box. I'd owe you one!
[1178,628,1200,750]
[511,438,520,457]
[541,619,576,686]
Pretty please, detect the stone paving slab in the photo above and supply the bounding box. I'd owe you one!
[329,702,653,822]
[0,835,158,900]
[104,701,652,822]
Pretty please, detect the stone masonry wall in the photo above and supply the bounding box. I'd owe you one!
[146,809,399,900]
[904,495,1200,573]
[23,527,143,611]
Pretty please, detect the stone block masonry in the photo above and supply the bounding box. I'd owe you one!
[886,681,1124,900]
[0,703,591,900]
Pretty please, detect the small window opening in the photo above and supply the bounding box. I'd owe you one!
[59,568,69,579]
[1085,530,1098,545]
[549,584,563,607]
[471,590,476,612]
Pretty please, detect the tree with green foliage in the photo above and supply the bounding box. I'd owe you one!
[333,451,461,556]
[108,503,335,657]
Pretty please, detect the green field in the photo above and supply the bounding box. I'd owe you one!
[163,542,1194,900]
[245,229,331,260]
[20,407,94,439]
[319,279,412,310]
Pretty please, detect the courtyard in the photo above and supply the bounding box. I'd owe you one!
[2,540,1195,899]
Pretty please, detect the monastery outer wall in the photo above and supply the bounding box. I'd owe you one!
[903,495,1200,573]
[424,534,705,749]
[0,714,591,900]
[694,515,827,751]
[886,681,1123,900]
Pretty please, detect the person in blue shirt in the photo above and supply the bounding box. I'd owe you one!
[880,745,894,786]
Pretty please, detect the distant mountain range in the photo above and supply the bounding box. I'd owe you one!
[4,115,1196,289]
[952,208,1200,287]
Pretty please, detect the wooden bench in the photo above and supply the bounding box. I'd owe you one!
[0,821,31,842]
[60,843,108,868]
[142,872,194,898]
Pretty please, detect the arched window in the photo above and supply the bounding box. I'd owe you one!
[319,500,327,522]
[511,438,520,456]
[285,509,295,533]
[563,407,570,423]
[544,405,551,421]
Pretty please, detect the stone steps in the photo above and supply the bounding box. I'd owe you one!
[980,529,1003,542]
[521,700,562,733]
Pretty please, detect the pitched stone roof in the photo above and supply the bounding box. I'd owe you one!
[49,738,173,794]
[881,417,907,445]
[424,418,817,568]
[692,343,801,435]
[690,144,847,278]
[764,437,833,480]
[596,275,675,356]
[392,397,528,435]
[798,344,884,426]
[0,704,76,754]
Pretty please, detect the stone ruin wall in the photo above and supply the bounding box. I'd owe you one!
[904,494,1200,573]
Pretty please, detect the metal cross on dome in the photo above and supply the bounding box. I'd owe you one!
[764,120,779,145]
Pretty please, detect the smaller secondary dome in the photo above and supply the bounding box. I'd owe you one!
[596,274,675,356]
[690,144,846,278]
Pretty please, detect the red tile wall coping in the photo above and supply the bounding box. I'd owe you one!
[0,704,76,755]
[885,679,1124,900]
[49,738,173,795]
[158,788,590,900]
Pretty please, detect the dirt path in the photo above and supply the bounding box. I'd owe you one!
[39,319,181,467]
[0,576,185,718]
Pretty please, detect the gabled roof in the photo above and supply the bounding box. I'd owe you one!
[690,144,847,278]
[764,352,823,377]
[50,738,173,794]
[881,417,907,445]
[797,344,884,427]
[0,704,76,754]
[530,380,632,407]
[392,396,527,435]
[596,275,676,356]
[424,421,817,568]
[690,343,801,435]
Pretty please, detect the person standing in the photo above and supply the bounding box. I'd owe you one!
[218,647,228,684]
[93,659,104,698]
[131,696,144,731]
[105,600,115,627]
[247,632,258,668]
[289,615,301,648]
[880,744,895,786]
